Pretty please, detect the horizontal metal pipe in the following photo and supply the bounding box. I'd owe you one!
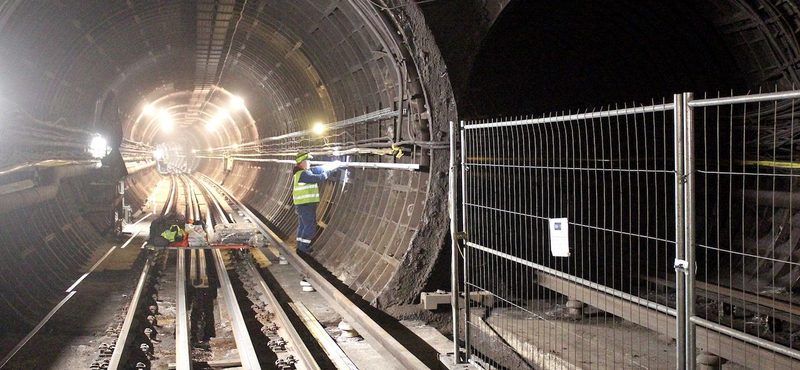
[0,163,99,213]
[0,160,99,176]
[688,90,800,107]
[210,156,421,171]
[464,103,675,129]
[212,108,399,151]
[126,161,156,174]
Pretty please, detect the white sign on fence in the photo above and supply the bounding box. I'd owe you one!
[549,218,570,257]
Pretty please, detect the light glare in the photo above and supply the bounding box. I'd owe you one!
[206,117,219,132]
[313,122,326,135]
[143,103,156,115]
[89,135,108,159]
[159,110,173,132]
[230,96,245,110]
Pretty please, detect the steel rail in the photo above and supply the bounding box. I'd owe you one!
[211,248,262,370]
[535,271,800,370]
[245,260,321,370]
[291,302,358,370]
[190,176,262,369]
[110,173,178,369]
[194,173,430,370]
[175,249,192,370]
[194,174,327,368]
[192,174,320,369]
[0,291,77,369]
[108,257,153,369]
[175,175,193,369]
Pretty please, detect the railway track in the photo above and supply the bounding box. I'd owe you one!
[193,172,430,370]
[2,170,432,370]
[108,172,322,370]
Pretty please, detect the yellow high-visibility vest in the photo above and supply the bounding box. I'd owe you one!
[293,171,320,205]
[161,225,184,242]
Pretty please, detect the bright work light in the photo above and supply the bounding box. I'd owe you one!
[89,135,109,159]
[313,122,326,135]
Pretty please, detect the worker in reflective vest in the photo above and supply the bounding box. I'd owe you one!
[293,152,332,253]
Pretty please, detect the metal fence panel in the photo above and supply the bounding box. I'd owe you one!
[453,90,800,370]
[689,90,800,370]
[460,102,680,369]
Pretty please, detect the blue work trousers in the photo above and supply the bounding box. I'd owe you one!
[295,202,318,252]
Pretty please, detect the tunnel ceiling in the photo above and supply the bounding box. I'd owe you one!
[0,0,457,325]
[0,0,402,151]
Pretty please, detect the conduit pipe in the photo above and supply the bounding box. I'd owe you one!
[0,163,98,214]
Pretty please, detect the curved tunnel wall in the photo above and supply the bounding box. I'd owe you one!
[3,0,799,348]
[0,164,157,332]
[0,0,455,336]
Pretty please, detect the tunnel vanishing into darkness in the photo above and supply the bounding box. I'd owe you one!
[1,0,800,366]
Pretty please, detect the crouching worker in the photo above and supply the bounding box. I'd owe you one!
[148,212,187,248]
[292,152,335,253]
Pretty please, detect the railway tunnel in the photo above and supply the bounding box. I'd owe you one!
[1,0,800,369]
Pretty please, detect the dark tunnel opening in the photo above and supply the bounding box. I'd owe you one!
[450,0,752,300]
[464,0,747,118]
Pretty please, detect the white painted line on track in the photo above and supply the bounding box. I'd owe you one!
[126,212,153,230]
[121,229,142,249]
[66,246,117,293]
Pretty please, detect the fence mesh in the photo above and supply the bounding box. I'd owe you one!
[461,102,679,369]
[457,90,800,370]
[692,91,800,369]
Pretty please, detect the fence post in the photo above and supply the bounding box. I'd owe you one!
[448,120,462,362]
[673,93,688,370]
[683,92,696,370]
[460,120,471,363]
